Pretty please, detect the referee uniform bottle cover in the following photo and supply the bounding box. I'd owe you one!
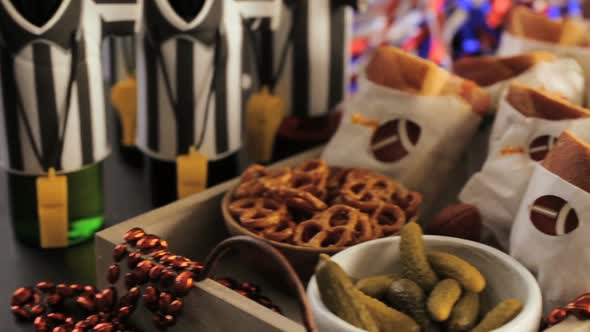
[135,0,281,198]
[0,0,137,248]
[258,0,360,159]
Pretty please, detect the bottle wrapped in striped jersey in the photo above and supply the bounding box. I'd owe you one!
[0,0,138,247]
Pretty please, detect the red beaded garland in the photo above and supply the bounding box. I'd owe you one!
[9,228,281,331]
[543,293,590,329]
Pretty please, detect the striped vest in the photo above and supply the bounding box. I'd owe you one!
[136,0,263,161]
[271,0,354,118]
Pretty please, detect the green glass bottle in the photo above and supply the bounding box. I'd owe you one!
[8,163,104,248]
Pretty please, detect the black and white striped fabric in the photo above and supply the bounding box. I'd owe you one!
[0,0,137,175]
[136,0,278,162]
[271,0,354,118]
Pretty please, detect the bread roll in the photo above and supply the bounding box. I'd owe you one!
[365,47,448,96]
[506,82,590,120]
[507,6,587,46]
[439,76,490,115]
[366,47,490,114]
[453,52,557,86]
[543,131,590,193]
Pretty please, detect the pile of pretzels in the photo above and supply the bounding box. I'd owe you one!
[228,160,422,249]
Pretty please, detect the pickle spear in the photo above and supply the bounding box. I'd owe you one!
[316,254,379,331]
[400,222,439,292]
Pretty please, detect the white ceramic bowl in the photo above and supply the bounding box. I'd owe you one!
[307,236,542,332]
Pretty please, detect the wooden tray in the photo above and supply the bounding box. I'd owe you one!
[95,148,323,332]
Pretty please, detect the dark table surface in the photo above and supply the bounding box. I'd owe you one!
[0,108,154,330]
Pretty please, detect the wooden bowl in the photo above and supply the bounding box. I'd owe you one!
[221,189,343,281]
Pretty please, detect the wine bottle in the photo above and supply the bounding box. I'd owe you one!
[0,0,137,247]
[8,164,104,247]
[137,0,273,206]
[254,0,356,161]
[148,154,239,207]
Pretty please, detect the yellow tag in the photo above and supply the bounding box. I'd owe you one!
[246,87,284,162]
[176,147,208,199]
[111,77,138,146]
[36,168,68,248]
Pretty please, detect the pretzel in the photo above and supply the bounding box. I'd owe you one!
[268,187,327,212]
[231,159,423,248]
[328,195,346,206]
[291,160,329,199]
[262,219,297,243]
[234,180,266,199]
[394,190,423,218]
[293,205,365,248]
[235,164,271,198]
[228,198,288,229]
[294,160,329,178]
[340,170,422,217]
[327,167,350,191]
[344,168,374,181]
[229,198,296,242]
[293,221,352,248]
[241,209,281,229]
[234,166,293,198]
[351,212,374,244]
[234,180,265,199]
[259,167,293,188]
[340,172,398,212]
[241,164,268,182]
[291,172,327,200]
[388,183,423,217]
[229,197,288,217]
[370,203,406,237]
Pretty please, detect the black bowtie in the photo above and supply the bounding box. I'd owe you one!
[0,0,81,53]
[144,0,222,47]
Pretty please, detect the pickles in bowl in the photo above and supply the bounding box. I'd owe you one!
[307,222,541,332]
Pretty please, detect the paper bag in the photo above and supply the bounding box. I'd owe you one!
[459,57,584,185]
[484,58,584,109]
[510,164,590,312]
[460,98,590,250]
[322,78,481,212]
[498,33,590,104]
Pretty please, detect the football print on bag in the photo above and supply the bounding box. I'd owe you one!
[530,195,579,236]
[528,135,558,161]
[370,119,421,163]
